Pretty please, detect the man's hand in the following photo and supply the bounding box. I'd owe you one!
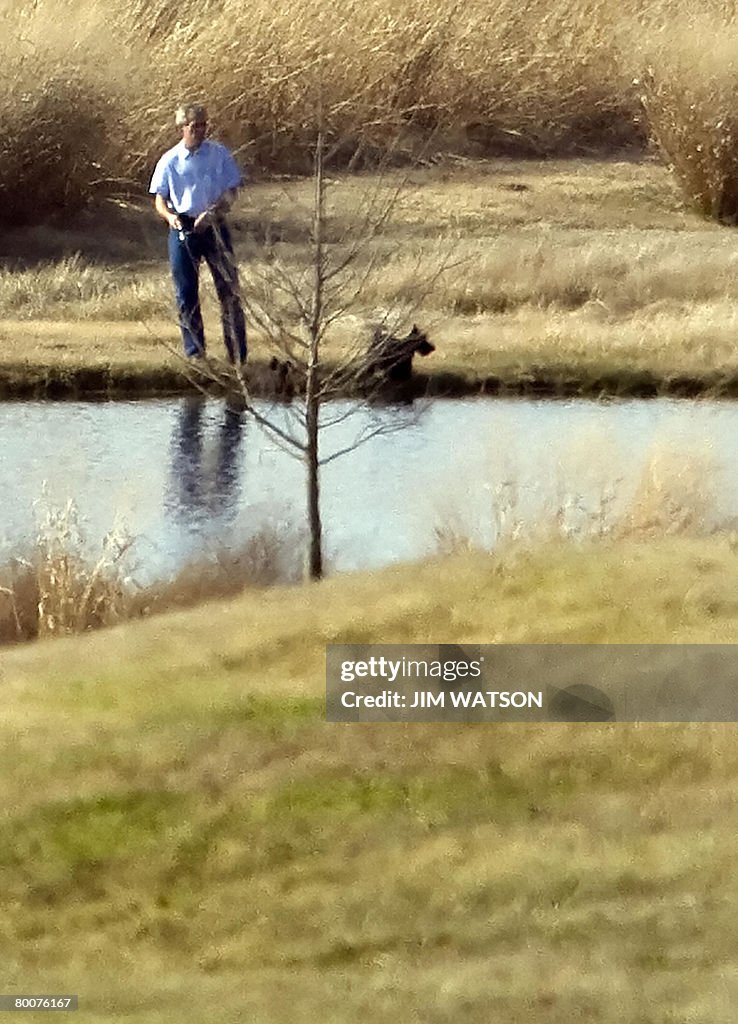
[193,209,214,233]
[155,194,182,231]
[193,189,238,231]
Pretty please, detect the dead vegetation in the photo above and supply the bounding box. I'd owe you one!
[4,0,738,226]
[0,495,301,645]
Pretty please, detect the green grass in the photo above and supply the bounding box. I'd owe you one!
[1,538,738,1020]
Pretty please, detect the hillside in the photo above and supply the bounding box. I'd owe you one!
[1,539,737,1021]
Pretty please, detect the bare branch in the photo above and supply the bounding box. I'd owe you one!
[236,390,307,454]
[319,407,425,466]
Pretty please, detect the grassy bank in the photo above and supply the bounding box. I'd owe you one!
[2,158,738,396]
[1,538,738,1021]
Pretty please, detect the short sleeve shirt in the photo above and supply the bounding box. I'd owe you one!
[149,139,242,217]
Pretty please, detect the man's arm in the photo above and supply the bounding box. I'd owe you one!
[154,193,182,230]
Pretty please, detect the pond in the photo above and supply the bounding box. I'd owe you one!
[0,395,736,582]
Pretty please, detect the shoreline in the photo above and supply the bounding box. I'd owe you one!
[1,358,736,401]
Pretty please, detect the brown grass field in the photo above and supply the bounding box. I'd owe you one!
[2,0,737,212]
[3,156,738,396]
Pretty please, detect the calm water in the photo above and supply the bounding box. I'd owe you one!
[0,395,736,581]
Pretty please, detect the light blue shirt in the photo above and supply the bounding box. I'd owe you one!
[149,139,242,217]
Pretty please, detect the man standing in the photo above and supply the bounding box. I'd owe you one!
[150,102,247,367]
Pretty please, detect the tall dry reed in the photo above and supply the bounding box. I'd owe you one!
[434,442,718,557]
[0,0,149,224]
[632,18,738,221]
[0,495,301,645]
[1,0,738,224]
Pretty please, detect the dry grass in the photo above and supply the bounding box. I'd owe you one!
[0,0,146,224]
[0,497,301,645]
[0,162,706,321]
[134,523,304,616]
[633,18,738,221]
[3,0,738,225]
[434,441,720,558]
[2,159,732,391]
[0,494,134,643]
[4,157,738,391]
[0,255,172,321]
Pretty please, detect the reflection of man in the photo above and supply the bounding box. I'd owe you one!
[149,102,248,367]
[168,397,245,527]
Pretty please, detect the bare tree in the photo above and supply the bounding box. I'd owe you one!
[183,128,453,581]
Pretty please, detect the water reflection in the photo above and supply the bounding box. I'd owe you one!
[166,397,245,532]
[0,395,737,583]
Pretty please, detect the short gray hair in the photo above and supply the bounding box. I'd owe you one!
[175,102,207,127]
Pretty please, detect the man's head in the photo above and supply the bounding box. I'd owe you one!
[176,102,208,151]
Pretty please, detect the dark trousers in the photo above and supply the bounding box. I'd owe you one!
[168,220,247,363]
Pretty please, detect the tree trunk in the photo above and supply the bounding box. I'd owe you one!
[305,395,322,579]
[304,129,325,580]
